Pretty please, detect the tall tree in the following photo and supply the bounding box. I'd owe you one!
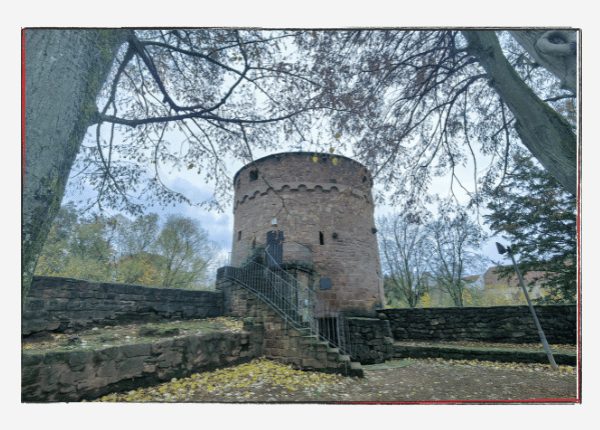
[427,214,489,307]
[22,29,319,307]
[23,29,579,308]
[484,151,577,303]
[24,30,128,307]
[294,30,577,210]
[378,213,431,308]
[153,214,218,289]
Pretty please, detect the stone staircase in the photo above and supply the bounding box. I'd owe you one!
[220,272,364,377]
[296,331,364,378]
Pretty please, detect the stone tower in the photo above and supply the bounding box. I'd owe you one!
[231,152,385,316]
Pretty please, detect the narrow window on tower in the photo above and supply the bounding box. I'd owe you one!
[249,169,259,181]
[319,231,324,245]
[238,231,242,241]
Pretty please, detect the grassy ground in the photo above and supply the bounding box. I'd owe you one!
[21,317,244,353]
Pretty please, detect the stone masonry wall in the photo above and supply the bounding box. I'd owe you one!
[22,328,264,402]
[23,276,224,336]
[382,305,576,345]
[347,316,394,364]
[231,152,385,316]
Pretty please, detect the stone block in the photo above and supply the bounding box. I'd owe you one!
[22,353,44,367]
[116,356,146,378]
[66,301,88,311]
[302,358,325,369]
[44,351,70,365]
[121,343,152,358]
[158,351,183,369]
[96,346,119,361]
[69,350,95,367]
[22,365,42,386]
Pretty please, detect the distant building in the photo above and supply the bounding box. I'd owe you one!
[481,265,548,300]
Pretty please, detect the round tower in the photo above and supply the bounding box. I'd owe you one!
[231,152,385,316]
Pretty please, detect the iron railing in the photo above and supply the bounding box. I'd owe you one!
[229,240,312,267]
[220,254,318,336]
[220,245,352,357]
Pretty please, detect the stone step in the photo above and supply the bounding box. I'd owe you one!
[349,361,364,378]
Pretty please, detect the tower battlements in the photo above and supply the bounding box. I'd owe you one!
[231,152,384,315]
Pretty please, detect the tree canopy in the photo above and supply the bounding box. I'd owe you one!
[378,213,432,308]
[23,28,579,306]
[294,30,577,209]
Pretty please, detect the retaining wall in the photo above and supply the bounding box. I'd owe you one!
[381,305,576,345]
[347,316,394,364]
[22,327,264,402]
[23,276,224,336]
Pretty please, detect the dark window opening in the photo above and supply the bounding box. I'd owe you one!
[362,176,368,183]
[329,179,337,184]
[238,231,242,241]
[249,169,259,181]
[319,231,324,245]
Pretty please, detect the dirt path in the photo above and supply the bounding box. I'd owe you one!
[91,357,578,403]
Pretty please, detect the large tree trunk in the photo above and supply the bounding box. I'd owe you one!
[22,29,128,309]
[508,30,577,95]
[462,31,577,196]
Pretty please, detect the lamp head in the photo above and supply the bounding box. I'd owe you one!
[496,242,508,255]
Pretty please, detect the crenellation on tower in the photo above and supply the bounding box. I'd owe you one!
[231,151,385,316]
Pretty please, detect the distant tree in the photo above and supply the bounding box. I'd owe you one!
[378,214,431,308]
[112,213,162,285]
[35,205,117,282]
[23,29,319,306]
[35,207,219,290]
[484,151,577,304]
[113,251,164,286]
[427,214,489,307]
[153,214,219,289]
[33,202,79,276]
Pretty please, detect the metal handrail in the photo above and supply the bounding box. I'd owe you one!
[229,240,312,267]
[220,261,318,335]
[263,246,351,357]
[221,244,352,357]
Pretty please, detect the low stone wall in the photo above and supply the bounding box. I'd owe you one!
[381,305,576,345]
[22,327,264,402]
[346,316,394,364]
[23,276,224,336]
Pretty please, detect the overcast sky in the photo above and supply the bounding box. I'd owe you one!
[65,123,512,279]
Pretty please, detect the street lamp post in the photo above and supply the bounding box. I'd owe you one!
[495,242,558,370]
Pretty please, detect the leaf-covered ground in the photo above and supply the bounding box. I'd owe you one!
[88,356,577,403]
